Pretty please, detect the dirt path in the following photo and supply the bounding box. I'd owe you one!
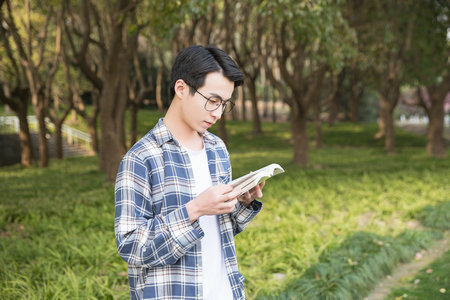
[364,231,450,300]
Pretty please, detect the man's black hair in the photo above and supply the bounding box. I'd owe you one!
[169,45,244,99]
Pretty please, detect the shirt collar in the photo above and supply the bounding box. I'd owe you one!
[152,118,217,147]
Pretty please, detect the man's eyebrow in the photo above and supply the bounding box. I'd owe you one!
[209,92,232,101]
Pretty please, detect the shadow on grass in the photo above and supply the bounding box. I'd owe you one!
[257,202,449,300]
[320,123,427,148]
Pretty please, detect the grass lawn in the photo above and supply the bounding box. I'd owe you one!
[0,110,449,299]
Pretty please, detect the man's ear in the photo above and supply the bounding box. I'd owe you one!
[174,79,188,99]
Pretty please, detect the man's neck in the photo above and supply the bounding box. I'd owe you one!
[163,107,204,151]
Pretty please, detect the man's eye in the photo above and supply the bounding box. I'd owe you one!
[209,98,221,105]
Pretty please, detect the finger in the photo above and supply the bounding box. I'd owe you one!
[229,188,243,200]
[220,189,241,202]
[259,181,266,190]
[237,194,248,203]
[218,184,234,193]
[251,185,263,199]
[226,199,238,211]
[218,198,237,213]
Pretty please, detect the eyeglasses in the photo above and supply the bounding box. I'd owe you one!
[187,84,235,113]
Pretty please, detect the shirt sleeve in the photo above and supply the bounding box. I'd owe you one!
[114,152,204,267]
[230,199,262,235]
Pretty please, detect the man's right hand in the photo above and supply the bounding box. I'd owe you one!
[186,184,241,223]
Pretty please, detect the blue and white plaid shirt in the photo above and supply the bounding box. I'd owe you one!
[115,119,262,300]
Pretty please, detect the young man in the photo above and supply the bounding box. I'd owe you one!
[115,45,265,300]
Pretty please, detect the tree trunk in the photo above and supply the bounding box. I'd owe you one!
[117,77,128,154]
[348,87,359,123]
[292,104,309,166]
[156,66,164,111]
[422,83,448,158]
[130,103,138,146]
[313,100,322,149]
[34,99,49,167]
[262,72,269,119]
[2,87,34,166]
[328,93,340,126]
[71,109,77,122]
[385,106,395,154]
[241,86,247,121]
[378,92,397,154]
[99,43,129,181]
[271,88,277,123]
[231,86,241,121]
[54,121,63,159]
[87,117,98,155]
[17,108,33,166]
[374,100,386,140]
[426,97,446,157]
[217,117,228,146]
[247,79,262,134]
[99,92,124,179]
[328,70,345,126]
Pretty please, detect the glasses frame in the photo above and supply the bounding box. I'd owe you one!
[187,84,235,114]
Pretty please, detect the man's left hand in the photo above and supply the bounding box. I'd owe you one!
[237,181,265,207]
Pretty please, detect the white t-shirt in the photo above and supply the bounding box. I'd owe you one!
[182,145,234,300]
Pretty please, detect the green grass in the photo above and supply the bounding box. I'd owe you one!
[223,121,449,299]
[387,249,450,300]
[0,157,128,299]
[1,110,449,299]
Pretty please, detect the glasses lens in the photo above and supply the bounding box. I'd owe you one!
[205,97,222,111]
[223,101,234,113]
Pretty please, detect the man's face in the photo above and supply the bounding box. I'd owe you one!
[181,72,234,134]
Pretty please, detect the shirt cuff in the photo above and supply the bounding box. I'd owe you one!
[247,199,262,211]
[165,205,204,250]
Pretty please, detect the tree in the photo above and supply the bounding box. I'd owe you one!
[47,61,73,159]
[355,1,415,153]
[314,71,338,148]
[128,38,154,146]
[258,0,356,166]
[0,2,33,166]
[406,0,449,157]
[63,0,139,180]
[417,77,449,157]
[229,1,263,134]
[2,0,62,168]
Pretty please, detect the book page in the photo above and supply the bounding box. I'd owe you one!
[230,163,284,193]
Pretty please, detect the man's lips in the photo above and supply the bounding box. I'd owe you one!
[204,121,215,127]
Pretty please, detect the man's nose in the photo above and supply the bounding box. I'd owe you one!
[211,107,223,119]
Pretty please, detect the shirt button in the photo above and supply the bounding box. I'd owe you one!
[196,264,199,267]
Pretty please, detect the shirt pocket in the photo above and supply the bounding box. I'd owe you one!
[216,162,231,184]
[218,174,229,184]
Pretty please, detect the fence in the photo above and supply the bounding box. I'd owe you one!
[0,115,91,149]
[398,114,450,125]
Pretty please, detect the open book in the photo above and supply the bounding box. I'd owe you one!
[230,163,285,194]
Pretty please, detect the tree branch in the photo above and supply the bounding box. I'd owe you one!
[417,87,431,116]
[5,0,32,69]
[36,8,53,68]
[44,11,62,106]
[0,14,23,87]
